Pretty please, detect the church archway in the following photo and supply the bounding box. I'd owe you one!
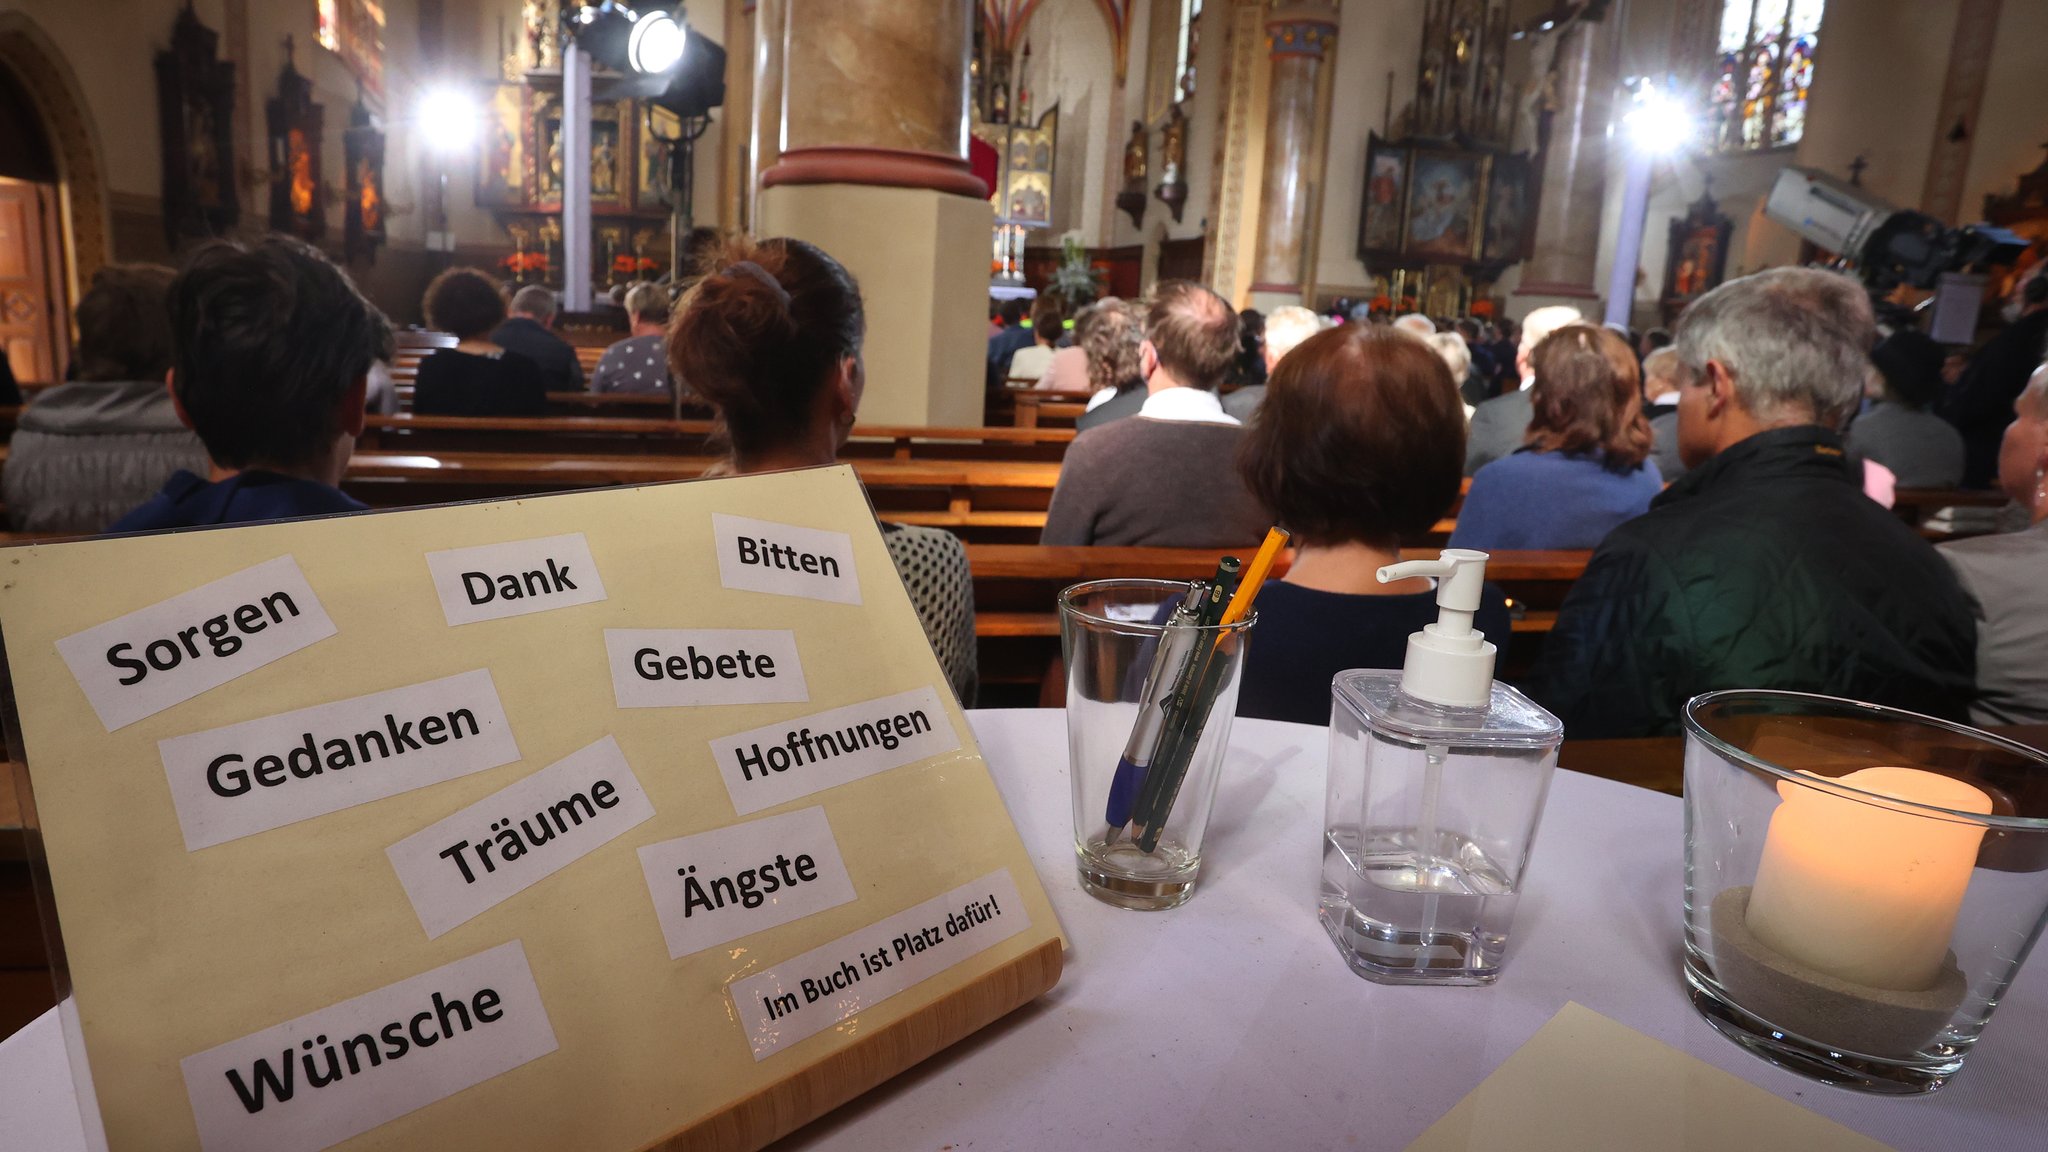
[0,12,113,311]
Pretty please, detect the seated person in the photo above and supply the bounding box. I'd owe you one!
[413,268,549,416]
[1451,324,1662,551]
[591,281,675,395]
[1847,328,1966,488]
[986,297,1034,391]
[490,284,585,392]
[668,237,978,704]
[1224,304,1321,422]
[1043,281,1270,546]
[6,262,209,533]
[1235,324,1511,726]
[1073,300,1147,429]
[1425,331,1478,422]
[1008,294,1064,383]
[1466,305,1581,474]
[1534,268,1978,738]
[109,238,376,531]
[1939,360,2048,724]
[1642,347,1686,483]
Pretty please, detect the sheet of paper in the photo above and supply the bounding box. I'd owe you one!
[1403,1003,1897,1152]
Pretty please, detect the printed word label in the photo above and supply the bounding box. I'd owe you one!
[605,629,809,708]
[637,806,855,960]
[424,533,607,626]
[709,686,960,815]
[729,869,1028,1059]
[56,555,337,731]
[388,735,656,939]
[712,513,861,605]
[158,669,520,851]
[180,940,557,1152]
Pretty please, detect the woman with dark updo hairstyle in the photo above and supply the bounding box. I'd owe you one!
[668,237,977,703]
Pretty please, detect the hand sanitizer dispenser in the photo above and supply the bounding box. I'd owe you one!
[1319,549,1563,985]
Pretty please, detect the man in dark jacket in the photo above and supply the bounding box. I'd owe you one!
[1534,268,1977,737]
[491,285,586,393]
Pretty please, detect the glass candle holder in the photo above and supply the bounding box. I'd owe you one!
[1059,579,1254,910]
[1682,690,2048,1094]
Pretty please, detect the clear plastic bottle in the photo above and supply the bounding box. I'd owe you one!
[1319,550,1563,986]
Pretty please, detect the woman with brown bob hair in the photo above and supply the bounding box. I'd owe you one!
[667,236,977,704]
[1233,324,1512,725]
[1450,323,1661,551]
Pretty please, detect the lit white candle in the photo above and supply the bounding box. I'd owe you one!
[1745,766,1992,992]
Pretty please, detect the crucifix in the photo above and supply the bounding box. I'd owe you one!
[1848,153,1868,187]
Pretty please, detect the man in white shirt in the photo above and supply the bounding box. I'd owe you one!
[1465,303,1582,474]
[1043,281,1270,546]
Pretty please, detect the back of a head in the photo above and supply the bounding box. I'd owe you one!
[1264,305,1322,366]
[1393,313,1436,337]
[667,236,864,455]
[1643,327,1673,352]
[999,297,1028,326]
[1641,346,1682,394]
[424,267,509,339]
[1519,305,1583,360]
[1239,323,1466,547]
[170,236,377,470]
[1426,331,1471,379]
[1145,279,1238,391]
[625,280,672,326]
[1870,329,1943,409]
[75,262,177,382]
[1078,298,1143,392]
[1675,266,1874,429]
[1527,324,1652,470]
[509,284,558,322]
[1029,293,1065,343]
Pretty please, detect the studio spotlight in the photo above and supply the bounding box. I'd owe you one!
[629,9,688,74]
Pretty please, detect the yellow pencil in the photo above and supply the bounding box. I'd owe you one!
[1218,526,1289,628]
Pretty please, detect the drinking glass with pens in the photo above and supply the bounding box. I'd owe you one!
[1057,529,1287,909]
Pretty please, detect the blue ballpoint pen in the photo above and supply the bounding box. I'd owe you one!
[1103,586,1204,844]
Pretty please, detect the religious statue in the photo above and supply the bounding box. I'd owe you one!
[1154,105,1188,223]
[592,129,617,199]
[1117,120,1148,229]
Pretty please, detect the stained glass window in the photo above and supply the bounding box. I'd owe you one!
[317,0,386,98]
[1709,0,1821,152]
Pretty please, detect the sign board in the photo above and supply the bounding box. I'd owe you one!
[0,466,1063,1152]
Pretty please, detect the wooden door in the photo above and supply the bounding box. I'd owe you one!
[0,178,65,383]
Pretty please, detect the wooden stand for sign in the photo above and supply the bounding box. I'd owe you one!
[0,466,1065,1152]
[662,939,1063,1151]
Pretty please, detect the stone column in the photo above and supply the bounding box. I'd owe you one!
[1248,3,1338,308]
[756,0,992,426]
[747,0,782,228]
[1513,13,1617,305]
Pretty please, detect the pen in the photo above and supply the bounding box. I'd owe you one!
[1134,529,1289,853]
[1103,585,1204,844]
[1128,559,1239,844]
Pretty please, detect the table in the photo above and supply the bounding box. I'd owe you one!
[2,711,2041,1151]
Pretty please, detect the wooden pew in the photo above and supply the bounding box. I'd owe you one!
[1011,390,1091,428]
[1892,487,2011,540]
[339,452,1063,540]
[966,544,1587,690]
[359,414,1078,462]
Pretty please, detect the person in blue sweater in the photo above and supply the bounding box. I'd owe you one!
[1450,324,1661,551]
[109,237,378,532]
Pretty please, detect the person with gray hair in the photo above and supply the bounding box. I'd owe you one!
[1223,303,1322,421]
[1533,267,1977,737]
[1464,303,1581,473]
[1938,360,2048,724]
[1641,345,1686,482]
[490,283,585,392]
[591,281,675,395]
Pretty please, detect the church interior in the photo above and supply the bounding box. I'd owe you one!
[3,0,2048,1148]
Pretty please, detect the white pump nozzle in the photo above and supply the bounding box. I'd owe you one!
[1376,548,1497,708]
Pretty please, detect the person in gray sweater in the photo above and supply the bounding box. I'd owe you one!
[1464,304,1582,474]
[4,263,209,534]
[1043,281,1270,547]
[1847,329,1965,489]
[1940,360,2048,724]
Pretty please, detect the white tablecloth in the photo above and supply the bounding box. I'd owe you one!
[3,710,2043,1152]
